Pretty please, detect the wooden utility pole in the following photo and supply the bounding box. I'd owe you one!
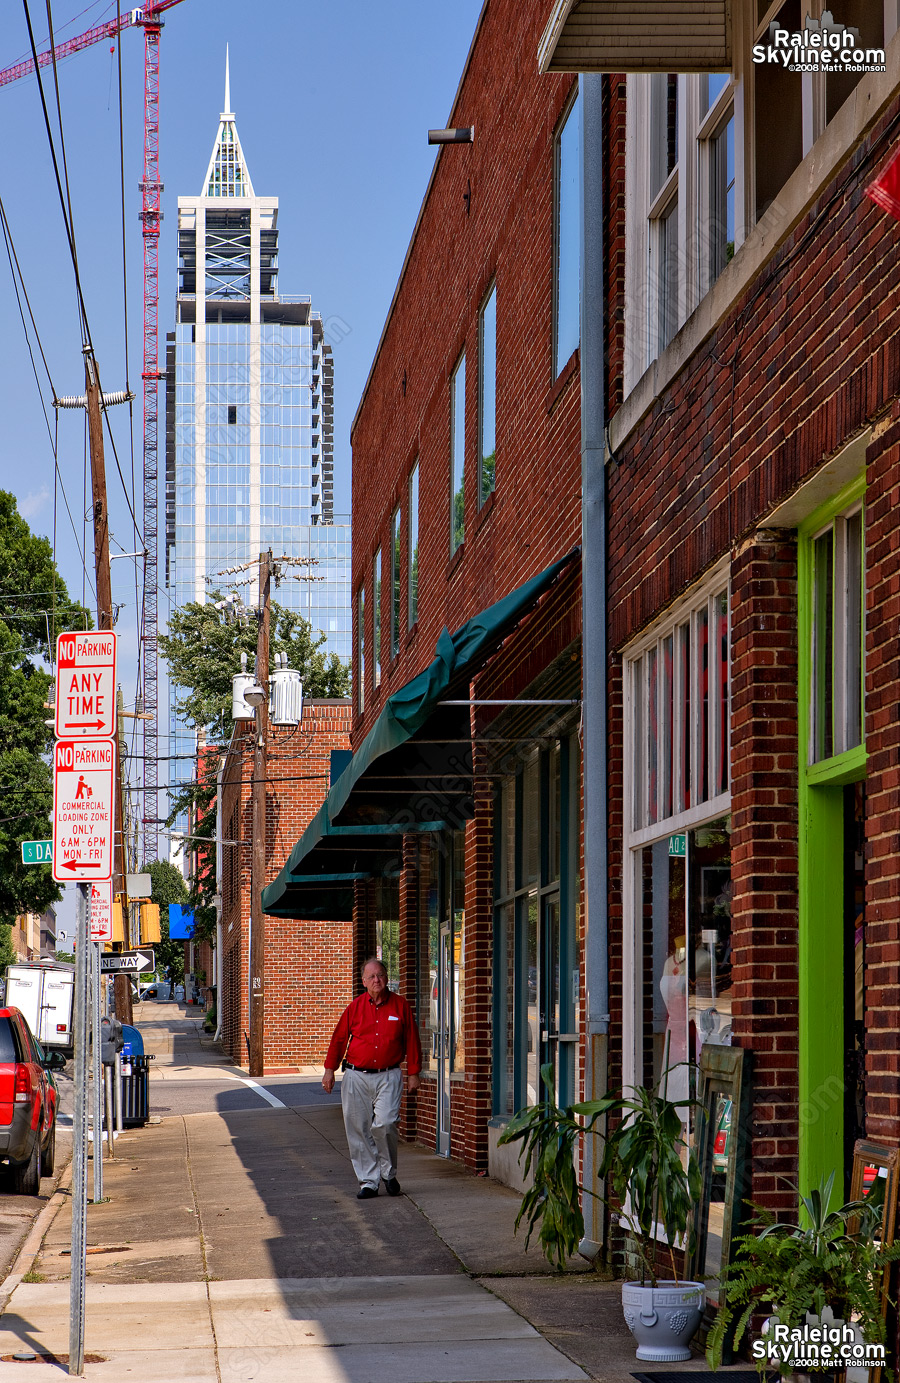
[249,551,272,1077]
[84,349,132,1026]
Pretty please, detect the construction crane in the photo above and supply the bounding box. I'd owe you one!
[1,0,189,863]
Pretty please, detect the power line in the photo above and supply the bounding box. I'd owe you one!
[21,0,91,346]
[0,189,91,602]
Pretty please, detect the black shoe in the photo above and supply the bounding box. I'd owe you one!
[384,1177,402,1196]
[357,1185,378,1199]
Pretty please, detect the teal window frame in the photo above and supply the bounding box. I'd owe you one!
[492,737,578,1115]
[478,281,497,506]
[450,353,466,555]
[408,461,419,628]
[390,505,402,660]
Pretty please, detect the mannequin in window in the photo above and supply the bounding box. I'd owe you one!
[659,936,689,1105]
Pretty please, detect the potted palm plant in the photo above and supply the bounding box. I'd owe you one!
[706,1171,899,1376]
[498,1062,705,1361]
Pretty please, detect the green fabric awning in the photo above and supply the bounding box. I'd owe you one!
[261,548,578,920]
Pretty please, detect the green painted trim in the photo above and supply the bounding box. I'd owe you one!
[805,744,867,787]
[798,470,866,538]
[797,468,866,1203]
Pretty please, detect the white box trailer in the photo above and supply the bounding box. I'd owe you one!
[4,961,75,1057]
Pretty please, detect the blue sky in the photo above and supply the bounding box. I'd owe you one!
[0,1,484,936]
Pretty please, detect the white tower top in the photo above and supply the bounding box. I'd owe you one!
[202,46,254,198]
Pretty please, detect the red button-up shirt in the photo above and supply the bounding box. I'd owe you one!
[325,989,422,1075]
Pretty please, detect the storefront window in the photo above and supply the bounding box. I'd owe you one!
[624,573,732,1135]
[452,831,466,1073]
[638,817,732,1111]
[495,901,516,1116]
[418,843,440,1071]
[493,736,578,1116]
[375,879,400,991]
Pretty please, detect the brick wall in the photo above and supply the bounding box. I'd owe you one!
[350,0,580,745]
[863,407,900,1142]
[605,91,900,1197]
[221,700,353,1069]
[347,0,585,1173]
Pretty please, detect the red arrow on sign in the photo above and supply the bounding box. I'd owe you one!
[65,720,107,731]
[60,858,94,871]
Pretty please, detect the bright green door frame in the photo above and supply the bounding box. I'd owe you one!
[797,474,866,1203]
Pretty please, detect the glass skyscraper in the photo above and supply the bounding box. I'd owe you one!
[164,70,350,796]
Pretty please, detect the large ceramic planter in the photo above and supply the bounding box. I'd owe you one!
[622,1280,705,1361]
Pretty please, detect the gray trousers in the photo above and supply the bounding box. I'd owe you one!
[340,1066,402,1189]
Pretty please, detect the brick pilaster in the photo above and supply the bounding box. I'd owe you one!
[729,530,800,1213]
[863,410,900,1145]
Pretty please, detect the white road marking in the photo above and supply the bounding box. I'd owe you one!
[226,1074,285,1108]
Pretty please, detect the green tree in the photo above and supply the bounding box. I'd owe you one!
[0,925,16,972]
[0,492,87,928]
[158,593,350,744]
[140,860,189,985]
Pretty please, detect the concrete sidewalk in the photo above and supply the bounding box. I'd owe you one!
[0,1014,718,1381]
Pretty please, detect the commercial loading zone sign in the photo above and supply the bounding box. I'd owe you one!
[52,738,114,882]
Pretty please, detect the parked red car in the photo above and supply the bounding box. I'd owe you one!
[0,1007,64,1194]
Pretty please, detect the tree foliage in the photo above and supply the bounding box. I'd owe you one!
[159,594,350,744]
[0,492,88,927]
[139,860,189,984]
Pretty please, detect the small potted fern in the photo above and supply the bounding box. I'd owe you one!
[499,1062,705,1361]
[706,1171,899,1376]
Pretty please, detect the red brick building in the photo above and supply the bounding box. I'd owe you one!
[263,0,900,1294]
[220,699,353,1069]
[263,0,586,1180]
[541,0,900,1247]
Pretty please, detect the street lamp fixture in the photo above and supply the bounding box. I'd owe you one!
[242,681,266,708]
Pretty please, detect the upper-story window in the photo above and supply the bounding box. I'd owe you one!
[373,549,382,690]
[450,353,466,555]
[479,282,497,506]
[408,461,419,627]
[390,505,402,660]
[357,585,365,714]
[699,73,735,288]
[624,2,894,393]
[554,89,581,377]
[648,73,680,354]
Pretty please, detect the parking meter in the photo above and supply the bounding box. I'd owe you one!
[100,1014,124,1065]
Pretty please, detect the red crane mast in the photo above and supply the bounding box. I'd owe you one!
[1,0,188,862]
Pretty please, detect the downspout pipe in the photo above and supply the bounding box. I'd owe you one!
[214,759,224,1043]
[578,72,610,1261]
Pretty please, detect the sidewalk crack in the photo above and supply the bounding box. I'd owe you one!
[182,1115,222,1383]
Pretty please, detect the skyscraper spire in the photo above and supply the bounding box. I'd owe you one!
[201,46,253,197]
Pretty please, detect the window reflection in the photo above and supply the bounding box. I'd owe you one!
[640,816,732,1119]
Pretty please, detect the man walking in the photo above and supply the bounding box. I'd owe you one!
[322,958,421,1199]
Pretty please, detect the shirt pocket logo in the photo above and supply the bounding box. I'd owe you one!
[388,1015,399,1021]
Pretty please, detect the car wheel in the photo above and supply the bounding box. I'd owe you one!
[42,1121,56,1178]
[10,1137,41,1196]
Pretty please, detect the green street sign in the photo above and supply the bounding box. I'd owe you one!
[668,833,687,858]
[21,839,52,865]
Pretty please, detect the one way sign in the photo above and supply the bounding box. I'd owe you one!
[99,948,155,975]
